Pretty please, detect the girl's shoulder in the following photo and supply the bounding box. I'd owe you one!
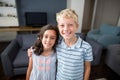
[51,51,57,57]
[32,52,40,58]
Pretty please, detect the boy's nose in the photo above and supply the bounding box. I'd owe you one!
[64,25,68,30]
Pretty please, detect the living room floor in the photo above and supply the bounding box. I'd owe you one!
[0,42,120,80]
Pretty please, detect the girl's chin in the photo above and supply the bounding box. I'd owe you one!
[44,47,52,50]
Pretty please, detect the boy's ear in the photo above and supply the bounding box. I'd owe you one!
[76,23,79,28]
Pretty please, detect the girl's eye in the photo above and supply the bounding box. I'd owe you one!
[50,37,56,40]
[44,35,48,38]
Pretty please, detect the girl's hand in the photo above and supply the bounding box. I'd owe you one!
[27,47,33,57]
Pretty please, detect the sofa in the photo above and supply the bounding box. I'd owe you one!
[1,33,37,77]
[1,33,103,77]
[105,44,120,76]
[87,24,120,48]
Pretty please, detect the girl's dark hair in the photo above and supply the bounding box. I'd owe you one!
[32,24,59,55]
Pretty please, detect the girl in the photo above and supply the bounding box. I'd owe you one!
[26,24,59,80]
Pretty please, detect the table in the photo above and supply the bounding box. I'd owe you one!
[0,27,41,32]
[0,27,41,41]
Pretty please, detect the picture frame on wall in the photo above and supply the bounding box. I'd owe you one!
[0,0,19,27]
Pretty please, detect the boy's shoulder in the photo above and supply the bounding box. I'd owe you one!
[77,36,92,49]
[58,36,63,44]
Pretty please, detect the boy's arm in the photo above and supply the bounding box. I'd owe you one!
[27,47,33,57]
[26,57,33,80]
[84,61,91,80]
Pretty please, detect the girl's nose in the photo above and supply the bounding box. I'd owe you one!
[46,38,50,42]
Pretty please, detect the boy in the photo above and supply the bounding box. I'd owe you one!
[56,9,93,80]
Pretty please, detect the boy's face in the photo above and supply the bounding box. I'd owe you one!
[57,17,78,40]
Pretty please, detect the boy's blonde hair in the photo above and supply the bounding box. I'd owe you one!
[56,9,78,23]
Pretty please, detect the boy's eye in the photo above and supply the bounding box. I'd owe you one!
[68,24,73,26]
[59,24,64,28]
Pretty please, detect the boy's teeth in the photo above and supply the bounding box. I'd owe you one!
[65,34,69,36]
[65,32,70,35]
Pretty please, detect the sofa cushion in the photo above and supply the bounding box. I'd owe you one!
[22,34,37,50]
[16,35,23,47]
[105,44,120,75]
[13,49,29,67]
[100,24,120,35]
[87,33,101,41]
[97,35,120,47]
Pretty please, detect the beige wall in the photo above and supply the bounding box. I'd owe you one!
[94,0,120,28]
[0,32,17,41]
[82,0,95,31]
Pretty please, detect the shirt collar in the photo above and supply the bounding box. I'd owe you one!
[60,35,83,49]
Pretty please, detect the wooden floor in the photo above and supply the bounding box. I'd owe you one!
[0,42,120,80]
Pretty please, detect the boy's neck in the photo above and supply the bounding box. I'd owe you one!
[64,36,77,47]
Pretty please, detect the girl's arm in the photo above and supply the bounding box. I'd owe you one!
[84,61,91,80]
[26,56,33,80]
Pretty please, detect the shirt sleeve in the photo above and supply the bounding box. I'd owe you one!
[84,44,93,62]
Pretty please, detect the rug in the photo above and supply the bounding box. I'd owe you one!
[95,78,107,80]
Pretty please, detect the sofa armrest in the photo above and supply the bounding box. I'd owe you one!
[1,39,20,77]
[86,37,103,65]
[87,29,100,41]
[97,35,120,48]
[88,28,100,34]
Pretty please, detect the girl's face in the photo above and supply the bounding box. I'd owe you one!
[57,17,78,41]
[42,30,57,50]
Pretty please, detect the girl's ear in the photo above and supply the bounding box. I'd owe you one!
[37,37,40,40]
